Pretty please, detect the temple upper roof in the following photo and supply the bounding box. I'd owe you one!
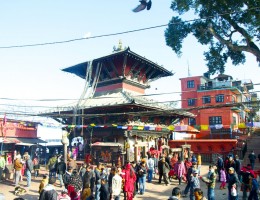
[62,48,173,87]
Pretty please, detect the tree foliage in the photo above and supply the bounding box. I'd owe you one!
[164,0,260,74]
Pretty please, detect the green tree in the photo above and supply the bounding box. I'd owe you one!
[165,0,260,74]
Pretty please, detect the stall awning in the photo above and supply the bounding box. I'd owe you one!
[91,142,123,147]
[4,137,47,146]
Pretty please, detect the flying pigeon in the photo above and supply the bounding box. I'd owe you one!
[132,0,152,12]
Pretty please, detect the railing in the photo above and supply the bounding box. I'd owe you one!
[197,84,243,92]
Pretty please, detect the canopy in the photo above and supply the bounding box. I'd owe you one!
[174,125,200,133]
[91,142,123,147]
[4,137,47,146]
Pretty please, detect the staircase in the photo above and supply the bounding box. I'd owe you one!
[242,134,260,170]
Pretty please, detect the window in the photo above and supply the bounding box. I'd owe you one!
[202,96,211,104]
[187,80,195,88]
[188,98,196,106]
[209,116,222,125]
[216,94,224,103]
[188,118,196,126]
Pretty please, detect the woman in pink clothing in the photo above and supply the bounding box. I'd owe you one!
[220,167,226,189]
[174,159,186,185]
[124,163,136,200]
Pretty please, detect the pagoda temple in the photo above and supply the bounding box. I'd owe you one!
[42,46,194,164]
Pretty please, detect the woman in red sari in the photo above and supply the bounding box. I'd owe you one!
[124,163,136,200]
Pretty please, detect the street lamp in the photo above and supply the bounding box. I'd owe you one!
[62,130,69,164]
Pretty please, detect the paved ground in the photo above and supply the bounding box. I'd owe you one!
[0,165,251,200]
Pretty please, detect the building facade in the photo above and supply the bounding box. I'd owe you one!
[180,73,256,139]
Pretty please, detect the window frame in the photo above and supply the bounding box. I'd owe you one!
[209,116,222,125]
[187,80,195,88]
[202,96,211,104]
[215,94,224,103]
[188,98,196,106]
[188,118,196,126]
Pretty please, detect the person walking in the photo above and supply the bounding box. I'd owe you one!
[147,155,155,183]
[158,157,170,186]
[83,165,95,195]
[248,173,259,200]
[189,169,200,200]
[94,163,102,200]
[216,156,224,182]
[124,163,136,200]
[234,155,241,181]
[248,151,257,170]
[0,153,6,182]
[112,168,122,200]
[228,167,239,200]
[13,154,23,187]
[219,167,226,190]
[201,165,216,200]
[197,154,202,176]
[174,159,186,185]
[100,178,110,200]
[183,163,196,197]
[137,161,147,195]
[24,154,33,189]
[47,154,58,178]
[68,169,83,200]
[57,157,66,188]
[240,164,255,200]
[33,156,40,178]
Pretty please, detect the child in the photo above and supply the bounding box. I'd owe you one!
[81,183,92,200]
[58,189,71,200]
[100,178,110,200]
[39,174,49,194]
[220,167,226,189]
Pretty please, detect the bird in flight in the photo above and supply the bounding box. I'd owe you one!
[132,0,152,12]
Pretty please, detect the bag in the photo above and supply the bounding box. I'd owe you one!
[231,185,237,196]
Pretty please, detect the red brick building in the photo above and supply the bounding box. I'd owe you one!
[180,73,255,139]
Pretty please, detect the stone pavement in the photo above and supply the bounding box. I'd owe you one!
[0,165,250,200]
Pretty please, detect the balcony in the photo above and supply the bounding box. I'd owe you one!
[197,82,243,92]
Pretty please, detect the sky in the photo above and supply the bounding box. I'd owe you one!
[0,1,259,121]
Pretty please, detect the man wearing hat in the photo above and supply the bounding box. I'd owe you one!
[0,153,5,182]
[228,167,239,200]
[189,169,200,200]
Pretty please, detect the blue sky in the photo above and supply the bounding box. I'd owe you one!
[0,1,259,117]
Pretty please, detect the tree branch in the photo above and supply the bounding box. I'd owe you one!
[208,26,260,62]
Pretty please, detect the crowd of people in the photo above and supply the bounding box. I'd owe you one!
[1,147,260,200]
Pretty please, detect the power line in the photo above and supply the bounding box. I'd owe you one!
[0,86,259,102]
[0,100,259,119]
[0,6,259,49]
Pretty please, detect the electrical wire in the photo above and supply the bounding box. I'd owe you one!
[0,6,259,49]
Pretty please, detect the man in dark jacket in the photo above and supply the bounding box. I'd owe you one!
[158,157,170,186]
[39,176,58,200]
[25,155,33,188]
[183,163,196,197]
[83,165,95,195]
[100,178,110,200]
[228,167,240,200]
[94,163,102,200]
[56,157,66,188]
[63,166,72,189]
[248,151,257,170]
[217,156,224,181]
